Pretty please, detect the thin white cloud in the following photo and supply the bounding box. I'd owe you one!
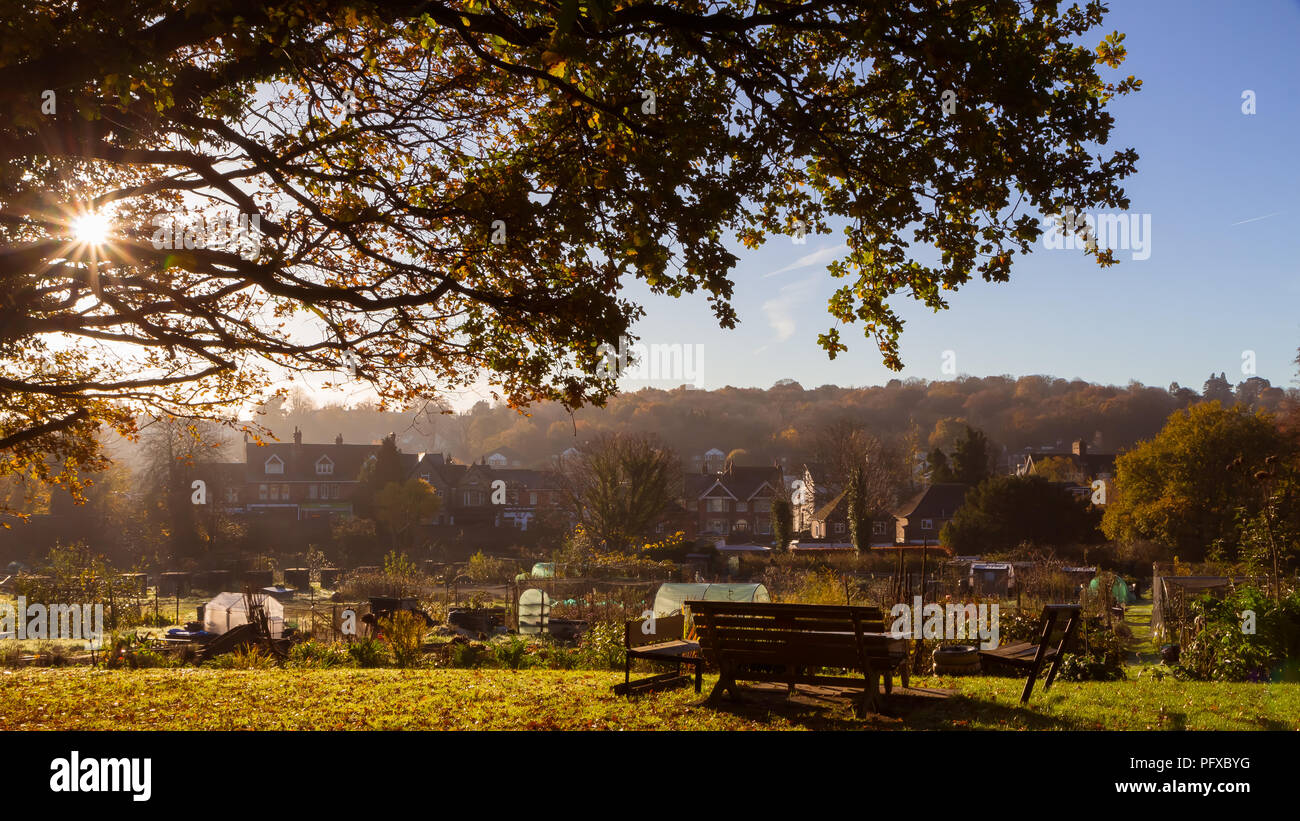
[761,277,818,342]
[1230,211,1285,226]
[763,243,847,278]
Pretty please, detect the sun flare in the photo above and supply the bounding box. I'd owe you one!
[71,212,111,246]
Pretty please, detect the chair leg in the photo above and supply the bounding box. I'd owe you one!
[694,661,702,693]
[1043,613,1080,693]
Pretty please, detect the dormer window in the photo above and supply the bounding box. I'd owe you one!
[264,455,284,475]
[316,456,334,476]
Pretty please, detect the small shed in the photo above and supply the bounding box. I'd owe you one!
[652,583,770,617]
[203,592,284,638]
[159,571,191,596]
[283,568,311,589]
[969,562,1013,596]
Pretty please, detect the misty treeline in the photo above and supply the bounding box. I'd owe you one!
[237,373,1293,469]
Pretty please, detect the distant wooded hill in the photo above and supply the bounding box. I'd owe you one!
[238,373,1295,471]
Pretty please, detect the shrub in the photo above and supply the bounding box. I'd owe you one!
[0,643,21,667]
[33,642,71,667]
[1056,617,1127,682]
[493,636,531,670]
[288,640,353,669]
[577,618,625,670]
[126,647,174,669]
[449,641,484,668]
[202,643,278,669]
[379,611,427,668]
[1175,585,1300,682]
[465,551,519,583]
[347,636,391,668]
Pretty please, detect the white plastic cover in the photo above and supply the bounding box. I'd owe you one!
[203,591,284,638]
[517,588,551,635]
[652,583,770,616]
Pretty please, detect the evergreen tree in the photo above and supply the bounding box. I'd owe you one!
[951,426,992,485]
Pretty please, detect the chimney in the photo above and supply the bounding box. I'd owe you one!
[1072,439,1087,456]
[293,426,302,446]
[335,434,343,445]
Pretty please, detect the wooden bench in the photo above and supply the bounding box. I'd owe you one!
[687,601,908,715]
[978,604,1081,703]
[614,614,703,696]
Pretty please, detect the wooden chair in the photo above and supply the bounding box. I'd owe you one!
[978,604,1081,703]
[614,613,703,696]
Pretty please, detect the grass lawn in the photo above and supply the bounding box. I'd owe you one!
[1,667,1297,730]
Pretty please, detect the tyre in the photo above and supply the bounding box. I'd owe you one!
[932,644,981,675]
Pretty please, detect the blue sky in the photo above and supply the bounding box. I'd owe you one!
[618,0,1300,396]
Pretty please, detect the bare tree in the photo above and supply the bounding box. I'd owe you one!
[814,420,904,515]
[555,432,680,550]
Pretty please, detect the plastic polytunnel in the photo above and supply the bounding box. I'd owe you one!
[652,583,770,617]
[203,592,284,638]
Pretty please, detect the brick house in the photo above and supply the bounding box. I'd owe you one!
[683,462,784,541]
[894,483,969,545]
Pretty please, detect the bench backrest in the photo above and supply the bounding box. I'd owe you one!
[625,614,686,649]
[686,601,898,667]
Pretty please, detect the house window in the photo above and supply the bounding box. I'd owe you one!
[655,522,665,534]
[921,519,934,531]
[708,519,726,533]
[309,485,318,500]
[316,456,334,475]
[225,488,239,503]
[705,498,727,513]
[757,519,771,535]
[873,522,887,536]
[735,502,748,513]
[264,455,284,474]
[734,519,749,531]
[270,484,281,501]
[687,500,699,511]
[752,499,771,513]
[529,492,538,506]
[833,522,846,535]
[259,484,268,501]
[464,491,484,507]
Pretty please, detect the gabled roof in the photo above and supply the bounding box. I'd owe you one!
[811,489,897,524]
[1024,451,1116,476]
[684,465,783,503]
[695,479,738,500]
[895,483,969,520]
[811,490,847,523]
[492,468,557,490]
[244,442,381,483]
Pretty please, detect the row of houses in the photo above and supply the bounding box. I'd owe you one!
[201,433,1116,548]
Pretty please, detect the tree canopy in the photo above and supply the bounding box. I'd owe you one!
[2,0,1138,494]
[1102,402,1290,561]
[941,474,1102,555]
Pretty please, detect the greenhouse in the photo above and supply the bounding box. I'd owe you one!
[652,583,770,616]
[202,592,285,638]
